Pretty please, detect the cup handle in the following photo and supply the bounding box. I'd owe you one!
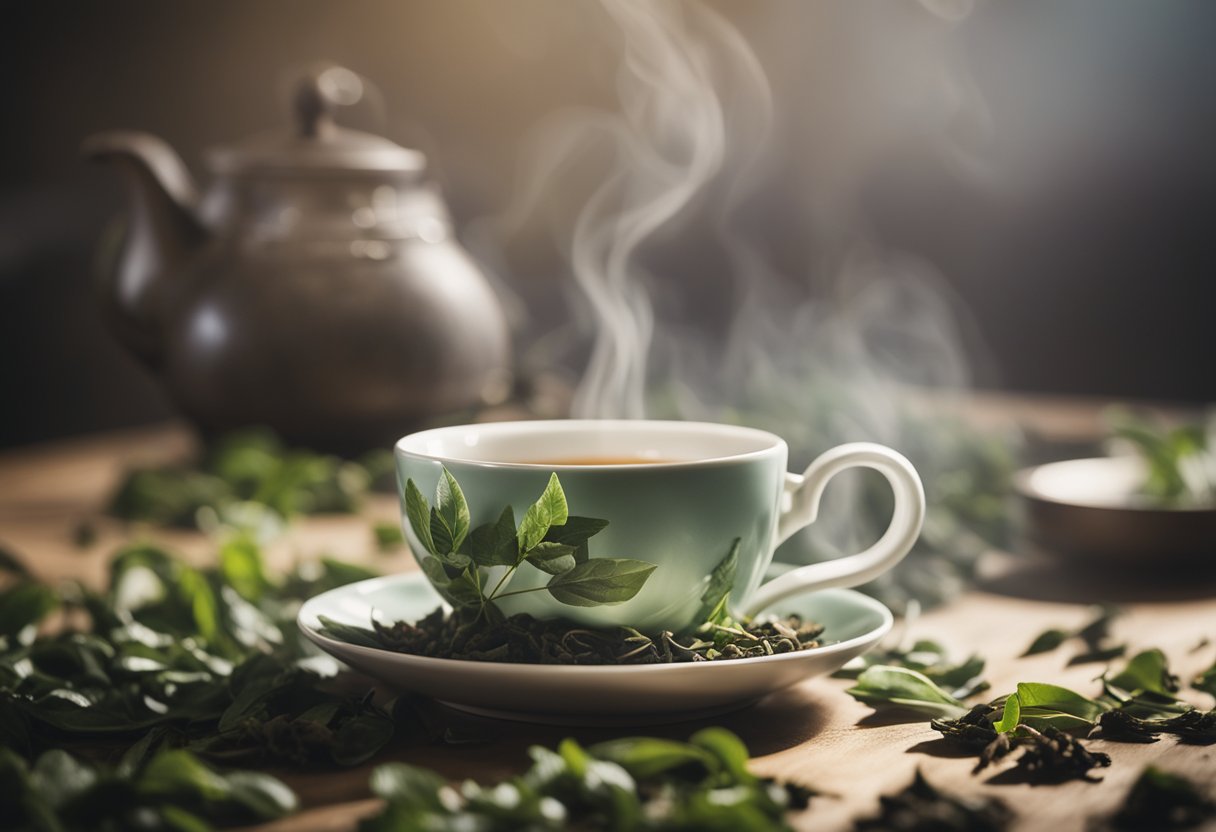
[741,442,925,616]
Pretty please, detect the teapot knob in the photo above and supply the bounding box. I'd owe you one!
[294,65,364,138]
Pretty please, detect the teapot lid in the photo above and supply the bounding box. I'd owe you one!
[207,65,426,176]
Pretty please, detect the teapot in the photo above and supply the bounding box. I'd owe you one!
[85,65,512,451]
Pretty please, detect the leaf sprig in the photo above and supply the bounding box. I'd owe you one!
[404,469,656,621]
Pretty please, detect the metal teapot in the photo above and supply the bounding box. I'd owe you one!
[85,65,512,451]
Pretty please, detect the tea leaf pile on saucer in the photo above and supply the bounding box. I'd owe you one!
[325,469,828,665]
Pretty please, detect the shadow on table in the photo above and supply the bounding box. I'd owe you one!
[410,682,833,769]
[976,549,1216,604]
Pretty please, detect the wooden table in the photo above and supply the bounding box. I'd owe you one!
[1,407,1214,832]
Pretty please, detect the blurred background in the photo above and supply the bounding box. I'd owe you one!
[2,0,1215,450]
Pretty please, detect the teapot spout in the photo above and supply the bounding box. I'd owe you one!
[84,131,208,365]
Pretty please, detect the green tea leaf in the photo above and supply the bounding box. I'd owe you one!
[518,473,568,552]
[369,762,447,805]
[690,727,754,784]
[223,770,299,818]
[543,516,609,548]
[1106,649,1180,697]
[316,616,381,649]
[445,569,483,609]
[692,539,739,625]
[467,505,518,567]
[546,559,656,607]
[1195,660,1216,697]
[1015,682,1107,732]
[993,693,1021,733]
[845,666,968,720]
[430,468,470,555]
[403,479,435,555]
[1022,628,1068,657]
[219,536,269,602]
[0,583,57,638]
[526,542,578,576]
[138,749,230,800]
[587,737,716,779]
[419,556,450,588]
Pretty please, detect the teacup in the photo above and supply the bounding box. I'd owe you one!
[395,420,924,632]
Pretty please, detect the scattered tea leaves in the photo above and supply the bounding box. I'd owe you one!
[1020,605,1124,664]
[845,666,968,720]
[0,745,295,831]
[361,728,815,831]
[835,637,987,700]
[109,428,382,529]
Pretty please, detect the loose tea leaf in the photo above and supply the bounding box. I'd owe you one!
[361,728,815,831]
[0,745,296,831]
[853,769,1012,831]
[1191,657,1216,697]
[327,606,825,665]
[835,636,987,700]
[845,666,968,720]
[109,428,382,529]
[0,538,412,777]
[981,725,1111,783]
[1020,605,1124,664]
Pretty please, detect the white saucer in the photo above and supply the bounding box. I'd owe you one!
[297,571,892,725]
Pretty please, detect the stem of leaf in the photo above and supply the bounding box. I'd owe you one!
[492,585,550,601]
[486,564,518,602]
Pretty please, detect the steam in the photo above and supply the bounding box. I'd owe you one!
[485,0,994,433]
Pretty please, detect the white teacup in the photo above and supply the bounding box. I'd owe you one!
[396,420,924,631]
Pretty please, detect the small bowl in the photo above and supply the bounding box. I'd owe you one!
[1015,456,1216,564]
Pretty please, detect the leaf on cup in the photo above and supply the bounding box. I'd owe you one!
[546,559,657,607]
[430,468,470,555]
[403,480,435,555]
[543,516,609,548]
[526,542,578,576]
[467,506,518,567]
[692,539,739,626]
[518,474,568,552]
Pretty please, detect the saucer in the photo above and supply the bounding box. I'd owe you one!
[297,572,892,725]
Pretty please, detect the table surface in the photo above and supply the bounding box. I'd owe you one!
[1,401,1214,832]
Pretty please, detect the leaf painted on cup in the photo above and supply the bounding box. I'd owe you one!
[526,543,578,576]
[430,468,470,555]
[543,516,609,548]
[467,506,518,567]
[692,539,739,626]
[517,474,568,552]
[403,479,435,555]
[546,559,656,607]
